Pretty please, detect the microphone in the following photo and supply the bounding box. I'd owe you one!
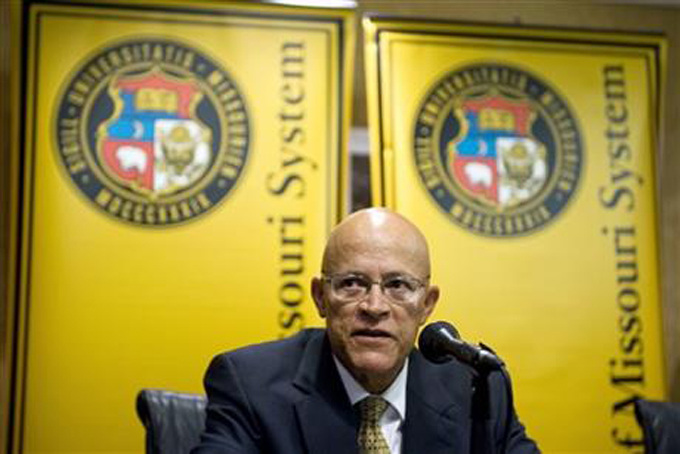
[418,321,504,371]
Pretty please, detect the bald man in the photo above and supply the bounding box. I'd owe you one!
[193,208,538,454]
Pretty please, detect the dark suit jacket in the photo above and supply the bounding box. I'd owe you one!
[192,328,538,454]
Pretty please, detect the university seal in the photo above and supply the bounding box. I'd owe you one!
[55,37,250,226]
[413,63,583,237]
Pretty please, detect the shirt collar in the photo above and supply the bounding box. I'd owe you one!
[332,355,408,421]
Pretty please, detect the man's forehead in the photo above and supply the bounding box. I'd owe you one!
[326,248,425,277]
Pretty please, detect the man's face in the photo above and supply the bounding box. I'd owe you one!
[312,212,438,393]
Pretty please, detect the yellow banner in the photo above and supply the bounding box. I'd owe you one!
[365,18,666,452]
[16,2,353,452]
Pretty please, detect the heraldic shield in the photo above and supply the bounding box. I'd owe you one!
[97,68,212,199]
[448,93,548,211]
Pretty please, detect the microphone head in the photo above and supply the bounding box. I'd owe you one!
[418,321,460,364]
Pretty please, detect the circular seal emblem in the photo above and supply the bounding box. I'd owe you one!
[55,37,249,226]
[413,63,583,237]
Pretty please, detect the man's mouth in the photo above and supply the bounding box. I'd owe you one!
[352,329,393,339]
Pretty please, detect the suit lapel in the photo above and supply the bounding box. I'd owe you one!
[290,334,474,454]
[292,332,358,454]
[402,351,473,454]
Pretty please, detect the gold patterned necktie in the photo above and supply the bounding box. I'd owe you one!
[357,395,391,454]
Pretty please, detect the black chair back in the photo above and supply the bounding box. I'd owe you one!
[136,389,207,454]
[634,398,680,453]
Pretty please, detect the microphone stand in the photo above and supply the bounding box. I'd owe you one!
[470,364,493,454]
[469,343,513,454]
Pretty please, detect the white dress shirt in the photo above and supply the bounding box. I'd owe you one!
[333,356,408,454]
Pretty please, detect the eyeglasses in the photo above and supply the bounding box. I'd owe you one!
[322,272,429,304]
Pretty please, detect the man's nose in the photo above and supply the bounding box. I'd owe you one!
[360,283,390,316]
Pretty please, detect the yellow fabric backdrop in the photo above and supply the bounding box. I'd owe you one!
[16,2,353,452]
[365,18,666,453]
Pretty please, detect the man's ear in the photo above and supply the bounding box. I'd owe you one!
[419,284,439,325]
[311,277,327,318]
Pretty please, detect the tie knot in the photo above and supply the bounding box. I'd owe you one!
[359,396,389,423]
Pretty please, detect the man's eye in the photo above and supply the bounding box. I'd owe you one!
[338,276,366,289]
[384,277,414,292]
